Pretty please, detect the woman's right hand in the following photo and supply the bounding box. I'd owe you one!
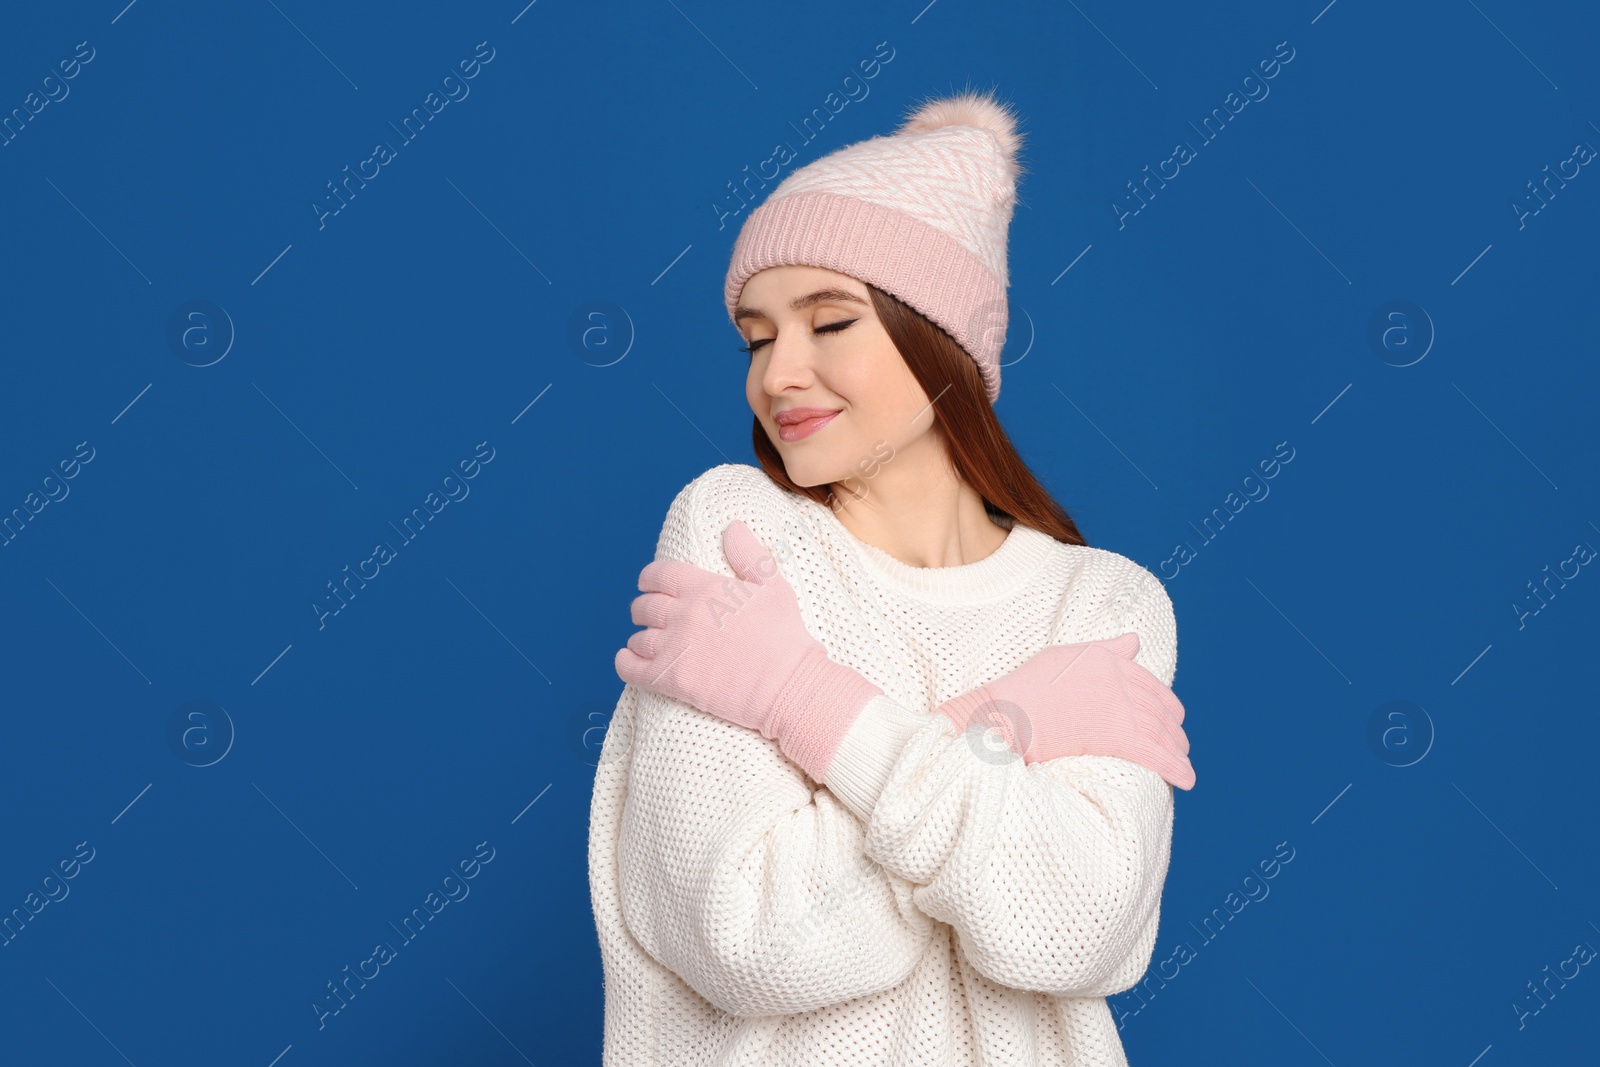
[934,632,1195,790]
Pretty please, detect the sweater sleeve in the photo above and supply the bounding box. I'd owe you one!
[825,570,1180,998]
[613,474,936,1018]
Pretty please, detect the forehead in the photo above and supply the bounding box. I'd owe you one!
[736,267,869,323]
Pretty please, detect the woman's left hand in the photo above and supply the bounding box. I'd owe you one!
[614,520,885,779]
[615,520,821,734]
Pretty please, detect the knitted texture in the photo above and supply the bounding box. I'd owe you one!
[724,91,1025,404]
[588,464,1181,1066]
[765,642,887,781]
[615,520,889,782]
[933,633,1195,789]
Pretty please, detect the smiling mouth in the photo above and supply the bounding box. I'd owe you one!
[776,410,841,442]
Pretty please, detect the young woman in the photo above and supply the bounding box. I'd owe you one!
[590,90,1195,1066]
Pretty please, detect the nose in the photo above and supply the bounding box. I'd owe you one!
[760,328,814,396]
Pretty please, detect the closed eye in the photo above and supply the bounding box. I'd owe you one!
[739,318,858,356]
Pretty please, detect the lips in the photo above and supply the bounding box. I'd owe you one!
[774,408,841,442]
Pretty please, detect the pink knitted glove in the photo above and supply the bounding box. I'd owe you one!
[936,633,1196,790]
[615,520,885,780]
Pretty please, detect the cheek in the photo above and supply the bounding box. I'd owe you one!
[746,371,777,435]
[852,394,931,459]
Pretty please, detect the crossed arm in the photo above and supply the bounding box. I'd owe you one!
[610,485,1180,1016]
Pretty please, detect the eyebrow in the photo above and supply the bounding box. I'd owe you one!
[733,287,868,325]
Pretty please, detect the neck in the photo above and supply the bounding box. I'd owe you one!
[828,437,1007,568]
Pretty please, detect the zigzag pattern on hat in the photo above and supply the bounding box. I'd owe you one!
[766,91,1023,287]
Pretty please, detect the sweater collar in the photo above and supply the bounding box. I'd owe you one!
[802,497,1054,605]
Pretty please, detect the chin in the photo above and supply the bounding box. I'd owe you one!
[770,448,844,490]
[775,456,831,489]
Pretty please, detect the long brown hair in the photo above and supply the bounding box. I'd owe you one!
[751,281,1088,547]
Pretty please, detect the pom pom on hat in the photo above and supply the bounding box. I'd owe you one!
[896,90,1025,185]
[724,88,1027,404]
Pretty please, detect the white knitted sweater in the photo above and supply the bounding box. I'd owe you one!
[588,463,1179,1066]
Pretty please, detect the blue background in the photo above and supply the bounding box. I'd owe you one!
[2,1,1596,1063]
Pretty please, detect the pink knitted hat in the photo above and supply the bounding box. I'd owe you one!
[724,89,1026,404]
